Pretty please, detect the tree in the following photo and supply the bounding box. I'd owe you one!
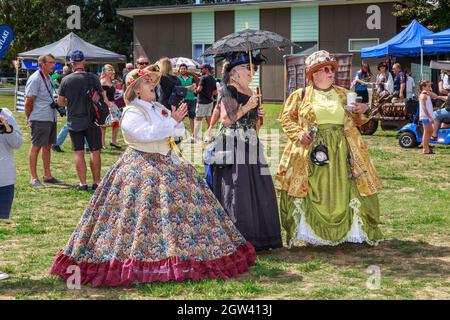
[0,0,237,71]
[393,0,450,31]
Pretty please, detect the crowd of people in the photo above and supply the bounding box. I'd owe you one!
[353,61,450,154]
[1,47,449,285]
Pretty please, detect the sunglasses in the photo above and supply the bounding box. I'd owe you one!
[244,64,258,72]
[318,66,335,74]
[137,62,149,66]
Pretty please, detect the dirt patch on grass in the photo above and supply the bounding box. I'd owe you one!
[437,183,450,190]
[397,187,416,193]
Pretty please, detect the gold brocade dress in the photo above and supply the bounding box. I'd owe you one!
[279,88,383,246]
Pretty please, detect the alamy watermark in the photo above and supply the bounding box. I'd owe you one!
[67,5,81,30]
[66,265,81,290]
[366,265,381,290]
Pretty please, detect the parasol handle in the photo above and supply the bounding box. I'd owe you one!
[256,86,263,126]
[248,48,263,126]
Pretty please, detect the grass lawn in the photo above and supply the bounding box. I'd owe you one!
[0,92,449,300]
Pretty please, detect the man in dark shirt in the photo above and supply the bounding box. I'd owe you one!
[392,63,406,99]
[191,63,217,143]
[57,50,111,191]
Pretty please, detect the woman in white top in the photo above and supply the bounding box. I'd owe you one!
[50,66,256,287]
[418,80,447,154]
[375,62,394,94]
[0,108,23,281]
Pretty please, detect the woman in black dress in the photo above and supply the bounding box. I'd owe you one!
[211,51,282,251]
[156,57,182,109]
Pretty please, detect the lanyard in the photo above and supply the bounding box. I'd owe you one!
[39,71,55,101]
[39,70,57,121]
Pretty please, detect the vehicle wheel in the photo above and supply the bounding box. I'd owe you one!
[359,119,378,135]
[398,132,418,148]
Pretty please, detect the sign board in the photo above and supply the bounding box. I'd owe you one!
[284,53,353,100]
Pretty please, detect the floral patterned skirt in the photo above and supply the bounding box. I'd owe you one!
[50,148,256,287]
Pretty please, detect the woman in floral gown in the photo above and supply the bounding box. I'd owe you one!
[50,66,256,287]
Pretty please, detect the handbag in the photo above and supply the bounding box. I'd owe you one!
[168,85,187,107]
[104,102,122,127]
[203,127,234,166]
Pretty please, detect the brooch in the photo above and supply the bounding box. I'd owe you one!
[311,144,329,166]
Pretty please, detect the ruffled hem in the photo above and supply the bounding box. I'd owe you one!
[50,241,256,287]
[296,213,382,247]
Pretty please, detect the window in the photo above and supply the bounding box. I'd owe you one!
[193,44,214,65]
[348,38,379,52]
[292,41,318,55]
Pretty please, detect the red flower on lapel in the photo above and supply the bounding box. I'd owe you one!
[161,109,169,117]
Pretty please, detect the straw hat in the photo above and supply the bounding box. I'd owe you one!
[305,50,338,80]
[124,65,161,103]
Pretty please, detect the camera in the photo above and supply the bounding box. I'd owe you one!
[51,101,66,117]
[0,108,6,134]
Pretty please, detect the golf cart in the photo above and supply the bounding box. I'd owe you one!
[397,99,450,148]
[398,60,450,148]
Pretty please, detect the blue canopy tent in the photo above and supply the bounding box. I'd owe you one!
[422,28,450,52]
[361,20,433,58]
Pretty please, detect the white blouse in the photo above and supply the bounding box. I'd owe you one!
[121,99,185,143]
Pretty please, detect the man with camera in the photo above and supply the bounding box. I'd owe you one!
[57,50,110,191]
[25,53,64,188]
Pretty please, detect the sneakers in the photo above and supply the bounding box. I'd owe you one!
[29,179,45,188]
[76,184,99,191]
[43,177,64,184]
[0,272,9,281]
[76,184,89,191]
[52,145,64,153]
[30,177,64,187]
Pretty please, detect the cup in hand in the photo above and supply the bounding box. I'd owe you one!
[347,92,357,105]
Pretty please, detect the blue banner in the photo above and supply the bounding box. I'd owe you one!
[22,60,63,71]
[0,24,14,59]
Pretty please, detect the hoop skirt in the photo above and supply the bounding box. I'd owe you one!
[50,148,256,287]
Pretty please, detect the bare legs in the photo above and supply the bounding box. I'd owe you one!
[74,150,101,185]
[422,123,433,153]
[28,144,54,180]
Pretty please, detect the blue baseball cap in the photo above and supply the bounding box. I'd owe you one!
[70,50,85,63]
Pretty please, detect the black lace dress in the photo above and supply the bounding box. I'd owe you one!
[212,86,282,251]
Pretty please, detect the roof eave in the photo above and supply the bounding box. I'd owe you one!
[117,0,392,18]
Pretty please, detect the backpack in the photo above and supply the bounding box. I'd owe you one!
[85,73,109,125]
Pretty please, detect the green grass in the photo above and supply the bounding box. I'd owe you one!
[0,93,449,300]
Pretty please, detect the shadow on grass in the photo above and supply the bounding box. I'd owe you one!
[0,276,130,299]
[272,239,450,282]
